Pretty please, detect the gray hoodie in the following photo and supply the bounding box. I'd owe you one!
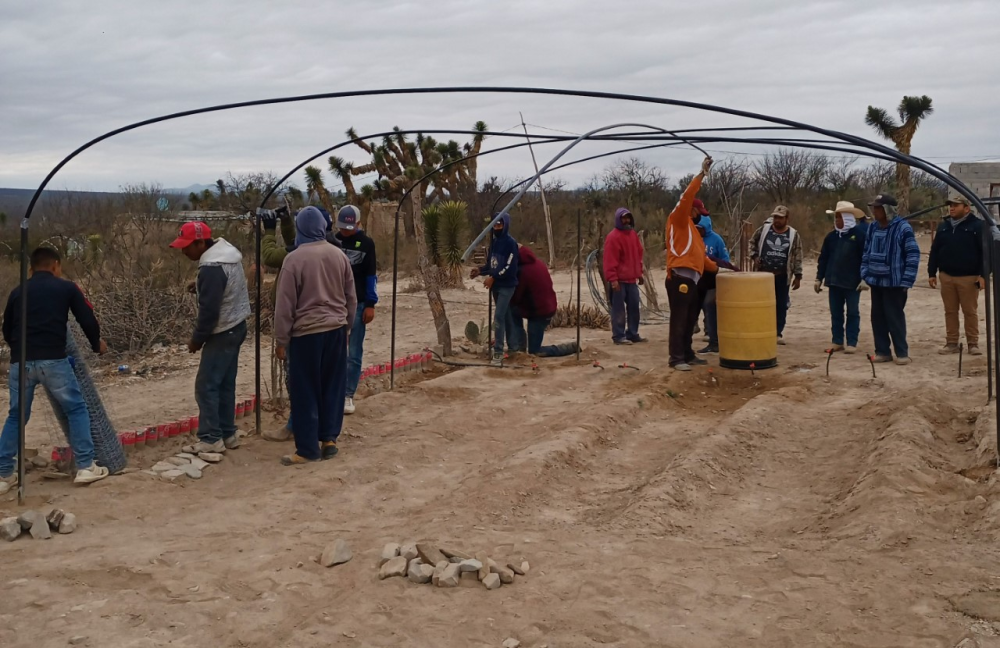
[193,238,252,343]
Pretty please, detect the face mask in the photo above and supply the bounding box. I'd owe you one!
[835,214,856,234]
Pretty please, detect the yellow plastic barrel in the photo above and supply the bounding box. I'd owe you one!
[716,272,778,370]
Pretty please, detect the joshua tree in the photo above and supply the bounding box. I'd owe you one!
[865,95,934,213]
[303,165,338,215]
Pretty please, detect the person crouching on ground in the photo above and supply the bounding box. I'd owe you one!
[171,222,252,455]
[603,207,646,345]
[694,211,729,355]
[750,206,803,345]
[334,205,378,416]
[0,247,111,493]
[816,201,868,354]
[928,195,985,356]
[509,244,579,357]
[861,194,920,365]
[665,156,717,371]
[274,206,356,465]
[470,213,518,367]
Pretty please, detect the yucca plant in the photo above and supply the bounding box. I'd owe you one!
[421,201,468,287]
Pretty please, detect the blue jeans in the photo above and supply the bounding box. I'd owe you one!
[509,314,576,357]
[195,322,246,444]
[492,286,516,355]
[828,286,861,346]
[289,327,347,460]
[346,307,367,398]
[871,286,908,358]
[611,282,641,342]
[774,274,790,336]
[702,289,718,346]
[0,359,94,476]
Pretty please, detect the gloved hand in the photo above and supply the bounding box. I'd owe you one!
[260,209,277,231]
[857,281,869,292]
[814,280,823,293]
[275,205,291,222]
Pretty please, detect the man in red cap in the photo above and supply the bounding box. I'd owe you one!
[170,222,252,454]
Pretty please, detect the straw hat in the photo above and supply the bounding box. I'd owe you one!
[825,200,865,219]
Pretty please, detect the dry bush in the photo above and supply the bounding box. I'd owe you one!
[548,302,610,330]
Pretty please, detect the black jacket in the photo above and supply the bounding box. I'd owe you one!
[817,223,868,289]
[335,230,378,308]
[928,216,984,278]
[2,272,101,363]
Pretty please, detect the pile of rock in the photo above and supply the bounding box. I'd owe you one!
[378,542,529,591]
[1,508,78,541]
[145,451,223,481]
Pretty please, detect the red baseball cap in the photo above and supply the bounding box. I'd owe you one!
[169,222,212,249]
[692,199,709,216]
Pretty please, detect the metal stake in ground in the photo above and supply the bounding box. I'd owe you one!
[825,348,835,377]
[866,353,877,379]
[959,342,964,378]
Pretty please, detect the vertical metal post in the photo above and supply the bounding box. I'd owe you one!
[992,235,1000,464]
[390,208,401,390]
[17,221,28,504]
[254,210,262,435]
[576,208,582,362]
[487,230,493,350]
[984,223,994,402]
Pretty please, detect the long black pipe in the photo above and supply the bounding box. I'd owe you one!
[17,86,997,495]
[16,222,27,504]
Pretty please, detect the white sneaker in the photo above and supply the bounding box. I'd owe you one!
[0,472,18,495]
[777,336,787,346]
[844,346,857,354]
[181,440,226,454]
[672,363,692,372]
[344,397,356,415]
[223,435,242,450]
[74,464,109,485]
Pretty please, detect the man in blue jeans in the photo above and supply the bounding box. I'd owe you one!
[816,201,868,353]
[602,207,646,345]
[508,245,579,357]
[334,205,378,416]
[170,222,252,454]
[0,247,110,493]
[471,213,518,367]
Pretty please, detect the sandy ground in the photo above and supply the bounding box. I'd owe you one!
[4,232,1000,647]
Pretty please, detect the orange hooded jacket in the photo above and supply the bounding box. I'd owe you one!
[665,174,717,278]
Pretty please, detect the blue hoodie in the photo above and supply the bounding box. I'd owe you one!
[861,213,920,289]
[696,216,730,263]
[479,212,519,289]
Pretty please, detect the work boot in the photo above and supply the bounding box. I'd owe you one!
[344,397,356,415]
[672,363,692,372]
[490,353,504,368]
[872,355,893,363]
[938,344,959,355]
[969,345,983,356]
[777,335,787,346]
[895,356,912,366]
[844,346,858,354]
[688,357,708,366]
[74,463,109,485]
[321,441,339,460]
[613,339,632,346]
[698,344,718,354]
[551,342,580,355]
[280,453,318,466]
[628,336,648,344]
[263,426,292,442]
[182,440,226,454]
[223,435,242,450]
[830,344,845,352]
[0,471,18,495]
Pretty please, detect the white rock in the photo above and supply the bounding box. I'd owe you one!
[483,573,501,590]
[378,556,407,580]
[520,561,530,574]
[407,560,434,584]
[458,559,483,573]
[502,639,521,648]
[189,457,210,470]
[179,464,202,479]
[160,469,185,481]
[321,539,352,567]
[400,543,419,561]
[498,567,514,584]
[379,543,401,567]
[150,461,177,473]
[166,456,190,466]
[69,636,88,645]
[436,563,460,588]
[198,452,223,463]
[508,562,526,576]
[0,517,21,541]
[58,513,78,534]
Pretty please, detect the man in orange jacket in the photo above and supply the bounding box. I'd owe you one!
[665,157,717,371]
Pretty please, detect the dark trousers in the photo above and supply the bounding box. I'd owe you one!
[509,313,576,357]
[610,282,641,342]
[828,286,861,346]
[774,273,791,336]
[702,289,718,346]
[288,326,348,461]
[195,321,246,444]
[870,287,909,358]
[666,275,701,366]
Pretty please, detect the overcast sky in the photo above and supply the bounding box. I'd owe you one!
[2,0,998,195]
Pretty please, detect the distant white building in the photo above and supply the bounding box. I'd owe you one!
[949,161,1000,216]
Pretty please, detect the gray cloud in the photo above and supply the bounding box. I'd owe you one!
[1,0,998,193]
